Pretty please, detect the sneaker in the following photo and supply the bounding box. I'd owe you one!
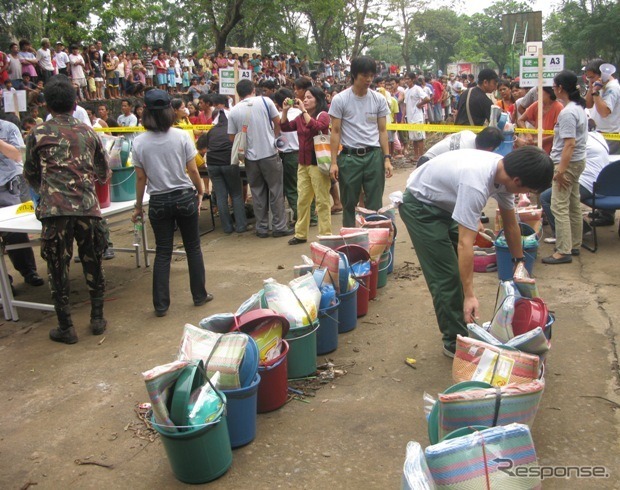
[24,273,44,287]
[442,344,456,358]
[480,212,490,224]
[74,256,81,263]
[543,237,556,244]
[273,228,295,237]
[103,249,115,260]
[256,231,269,238]
[288,237,307,245]
[194,292,214,307]
[49,326,78,344]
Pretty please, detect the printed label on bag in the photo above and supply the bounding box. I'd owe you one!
[492,355,515,386]
[472,349,498,383]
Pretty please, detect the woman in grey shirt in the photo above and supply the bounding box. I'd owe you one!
[131,89,211,316]
[543,70,588,264]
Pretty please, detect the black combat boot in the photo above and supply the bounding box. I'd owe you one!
[89,295,107,335]
[49,307,78,344]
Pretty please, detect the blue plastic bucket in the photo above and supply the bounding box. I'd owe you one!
[337,281,359,333]
[222,373,260,448]
[317,299,340,355]
[495,223,539,281]
[494,132,515,157]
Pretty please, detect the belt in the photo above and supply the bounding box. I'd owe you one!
[341,146,379,156]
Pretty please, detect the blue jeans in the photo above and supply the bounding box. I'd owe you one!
[433,102,443,122]
[540,184,592,236]
[207,165,247,233]
[148,188,207,312]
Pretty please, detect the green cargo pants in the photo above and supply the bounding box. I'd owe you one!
[399,191,467,347]
[337,148,384,227]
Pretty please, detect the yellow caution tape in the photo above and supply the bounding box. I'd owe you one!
[16,201,35,214]
[94,123,620,141]
[92,124,213,133]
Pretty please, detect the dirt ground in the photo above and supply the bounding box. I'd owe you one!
[1,158,619,489]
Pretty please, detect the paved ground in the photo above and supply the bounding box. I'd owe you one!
[0,161,618,489]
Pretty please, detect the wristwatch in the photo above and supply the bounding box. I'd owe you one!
[384,154,392,160]
[592,92,600,96]
[511,257,525,264]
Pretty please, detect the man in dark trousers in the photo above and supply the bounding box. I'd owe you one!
[24,75,111,344]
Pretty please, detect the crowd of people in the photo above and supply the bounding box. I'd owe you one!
[0,39,355,104]
[1,40,619,349]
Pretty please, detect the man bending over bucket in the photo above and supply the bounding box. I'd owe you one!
[399,146,553,358]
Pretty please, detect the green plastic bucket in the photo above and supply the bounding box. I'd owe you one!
[110,166,136,202]
[285,320,319,379]
[150,398,232,484]
[377,250,391,289]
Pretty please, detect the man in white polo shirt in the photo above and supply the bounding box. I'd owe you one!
[400,146,553,357]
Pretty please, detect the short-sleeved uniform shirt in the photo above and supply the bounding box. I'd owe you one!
[328,87,389,148]
[406,149,514,231]
[549,101,588,163]
[132,128,197,195]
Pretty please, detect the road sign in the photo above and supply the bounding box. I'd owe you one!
[219,69,236,95]
[220,68,252,96]
[519,55,564,87]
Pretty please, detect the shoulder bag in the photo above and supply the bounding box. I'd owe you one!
[312,112,331,175]
[231,101,252,166]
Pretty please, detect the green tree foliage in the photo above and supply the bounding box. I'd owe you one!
[544,0,620,69]
[4,0,620,77]
[468,0,533,73]
[413,8,463,73]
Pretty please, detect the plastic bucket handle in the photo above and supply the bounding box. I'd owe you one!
[111,168,136,187]
[378,250,393,272]
[287,322,320,341]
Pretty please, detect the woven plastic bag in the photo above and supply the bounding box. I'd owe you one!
[402,441,436,490]
[453,335,540,386]
[425,424,542,489]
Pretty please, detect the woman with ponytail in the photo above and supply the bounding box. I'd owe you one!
[542,70,588,264]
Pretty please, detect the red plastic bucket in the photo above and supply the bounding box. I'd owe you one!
[355,271,371,317]
[512,298,549,336]
[369,260,378,300]
[257,340,289,413]
[95,180,111,209]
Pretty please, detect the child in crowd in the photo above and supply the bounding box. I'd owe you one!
[87,74,97,100]
[30,105,43,124]
[182,66,191,90]
[167,58,177,94]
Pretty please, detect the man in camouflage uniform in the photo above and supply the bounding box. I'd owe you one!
[24,75,111,344]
